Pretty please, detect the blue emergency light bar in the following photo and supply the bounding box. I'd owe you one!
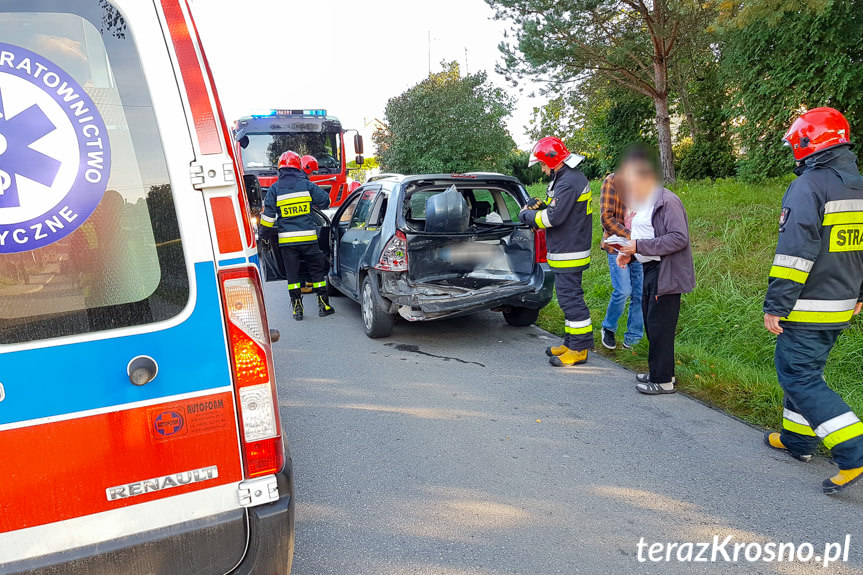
[250,109,328,119]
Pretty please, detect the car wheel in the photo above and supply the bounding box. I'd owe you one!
[361,275,394,338]
[503,306,540,327]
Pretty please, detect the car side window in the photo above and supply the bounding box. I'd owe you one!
[339,193,362,226]
[349,189,380,229]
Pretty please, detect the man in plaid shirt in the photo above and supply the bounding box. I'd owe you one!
[599,169,644,349]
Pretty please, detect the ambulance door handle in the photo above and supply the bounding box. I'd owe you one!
[127,356,159,386]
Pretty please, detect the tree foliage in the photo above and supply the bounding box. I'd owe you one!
[720,0,863,179]
[374,62,515,174]
[488,0,714,182]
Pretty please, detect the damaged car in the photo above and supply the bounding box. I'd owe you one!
[323,174,555,337]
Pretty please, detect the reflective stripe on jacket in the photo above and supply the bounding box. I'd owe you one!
[764,146,863,329]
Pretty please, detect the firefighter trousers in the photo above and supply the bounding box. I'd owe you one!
[777,328,863,470]
[279,244,328,292]
[555,270,593,351]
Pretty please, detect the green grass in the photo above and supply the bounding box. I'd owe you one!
[528,178,863,429]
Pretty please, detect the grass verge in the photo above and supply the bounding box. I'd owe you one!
[527,178,863,429]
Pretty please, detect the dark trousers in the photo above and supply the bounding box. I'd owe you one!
[555,270,593,351]
[641,260,681,383]
[279,244,327,291]
[776,328,863,469]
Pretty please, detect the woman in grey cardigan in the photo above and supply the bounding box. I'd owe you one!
[616,148,695,394]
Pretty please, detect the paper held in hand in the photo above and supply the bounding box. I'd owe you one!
[605,235,631,252]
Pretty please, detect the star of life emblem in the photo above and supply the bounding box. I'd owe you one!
[0,42,111,253]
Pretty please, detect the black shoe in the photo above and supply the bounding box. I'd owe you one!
[292,298,304,321]
[622,339,638,349]
[601,328,616,350]
[318,302,335,317]
[636,373,650,383]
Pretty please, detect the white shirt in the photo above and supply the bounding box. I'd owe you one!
[630,189,661,263]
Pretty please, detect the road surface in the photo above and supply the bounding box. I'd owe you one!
[264,284,863,575]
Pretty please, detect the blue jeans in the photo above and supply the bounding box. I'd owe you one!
[601,251,644,345]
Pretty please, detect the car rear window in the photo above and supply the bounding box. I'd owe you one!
[405,186,524,229]
[0,2,188,345]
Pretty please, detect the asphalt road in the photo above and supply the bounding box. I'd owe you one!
[264,284,863,575]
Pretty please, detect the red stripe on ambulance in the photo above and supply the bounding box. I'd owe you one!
[0,392,241,533]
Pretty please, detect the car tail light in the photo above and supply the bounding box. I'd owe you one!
[375,230,408,272]
[219,268,284,478]
[534,229,548,263]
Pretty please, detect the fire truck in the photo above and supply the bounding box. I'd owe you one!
[233,109,364,211]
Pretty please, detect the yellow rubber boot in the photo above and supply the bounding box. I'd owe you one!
[545,345,569,357]
[823,466,863,495]
[763,432,813,462]
[550,349,588,367]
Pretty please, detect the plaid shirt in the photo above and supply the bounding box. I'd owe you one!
[600,172,630,253]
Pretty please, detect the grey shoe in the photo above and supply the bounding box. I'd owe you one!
[636,379,677,395]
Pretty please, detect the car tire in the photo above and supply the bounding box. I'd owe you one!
[361,275,394,338]
[503,306,540,327]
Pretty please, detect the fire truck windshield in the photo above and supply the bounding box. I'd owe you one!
[241,132,342,174]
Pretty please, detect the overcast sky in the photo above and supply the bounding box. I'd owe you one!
[188,0,544,151]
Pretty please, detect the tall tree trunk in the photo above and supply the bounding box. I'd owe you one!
[652,51,676,183]
[654,95,675,183]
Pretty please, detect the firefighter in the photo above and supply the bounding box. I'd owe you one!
[297,155,321,294]
[301,155,318,179]
[520,137,594,367]
[763,107,863,494]
[260,151,335,320]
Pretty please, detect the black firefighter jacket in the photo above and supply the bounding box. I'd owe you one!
[520,160,593,273]
[764,146,863,330]
[261,168,330,246]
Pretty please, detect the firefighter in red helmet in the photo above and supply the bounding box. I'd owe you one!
[260,151,334,320]
[762,107,863,494]
[520,137,594,366]
[301,155,319,179]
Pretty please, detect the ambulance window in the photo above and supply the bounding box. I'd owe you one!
[0,3,189,344]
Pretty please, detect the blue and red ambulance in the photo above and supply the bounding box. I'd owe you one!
[0,1,294,573]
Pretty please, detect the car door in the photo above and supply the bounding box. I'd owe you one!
[338,187,381,292]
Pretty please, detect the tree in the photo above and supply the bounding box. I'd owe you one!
[527,76,654,178]
[719,0,863,179]
[488,0,711,182]
[374,62,516,174]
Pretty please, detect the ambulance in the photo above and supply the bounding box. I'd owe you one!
[0,1,294,574]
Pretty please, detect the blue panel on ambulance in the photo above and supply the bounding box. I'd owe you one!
[0,262,231,426]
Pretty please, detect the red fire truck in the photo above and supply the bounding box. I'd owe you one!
[233,109,364,211]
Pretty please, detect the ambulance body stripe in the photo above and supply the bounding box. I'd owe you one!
[0,484,240,563]
[0,386,232,433]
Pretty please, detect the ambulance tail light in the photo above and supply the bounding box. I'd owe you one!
[219,268,284,478]
[534,229,548,263]
[375,230,408,272]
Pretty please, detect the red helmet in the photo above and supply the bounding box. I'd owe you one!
[783,107,851,161]
[277,151,302,170]
[529,137,571,170]
[301,155,319,175]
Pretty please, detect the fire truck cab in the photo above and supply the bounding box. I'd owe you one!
[0,1,294,574]
[233,109,364,211]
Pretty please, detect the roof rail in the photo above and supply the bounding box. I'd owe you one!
[365,173,405,183]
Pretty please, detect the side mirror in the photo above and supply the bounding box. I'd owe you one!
[355,155,365,166]
[354,134,365,155]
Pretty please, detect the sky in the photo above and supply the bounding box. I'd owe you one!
[188,0,544,152]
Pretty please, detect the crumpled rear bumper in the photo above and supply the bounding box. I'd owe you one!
[378,264,554,321]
